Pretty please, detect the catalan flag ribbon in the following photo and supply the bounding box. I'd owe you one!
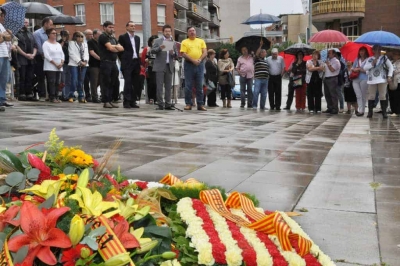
[0,229,15,266]
[200,190,312,257]
[159,173,201,186]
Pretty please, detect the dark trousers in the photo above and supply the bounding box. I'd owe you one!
[307,79,323,112]
[147,66,157,101]
[286,79,294,108]
[207,89,217,106]
[268,74,282,109]
[84,68,91,99]
[100,61,119,103]
[45,71,60,100]
[89,67,100,100]
[220,84,232,100]
[388,85,400,114]
[34,56,46,97]
[122,59,141,104]
[19,64,34,97]
[324,76,339,113]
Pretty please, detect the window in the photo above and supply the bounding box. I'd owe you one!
[100,3,114,24]
[75,4,86,24]
[157,5,166,26]
[130,3,142,24]
[54,6,63,14]
[341,21,358,37]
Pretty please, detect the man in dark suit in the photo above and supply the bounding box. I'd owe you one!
[118,21,141,108]
[151,24,178,110]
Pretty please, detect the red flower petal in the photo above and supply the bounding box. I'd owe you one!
[19,202,46,237]
[45,206,70,228]
[14,245,41,266]
[41,227,72,248]
[28,153,51,179]
[36,246,57,265]
[7,234,32,252]
[113,220,140,249]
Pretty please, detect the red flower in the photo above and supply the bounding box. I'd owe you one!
[28,153,51,181]
[135,181,148,190]
[0,205,20,231]
[111,219,140,249]
[61,244,92,266]
[92,159,99,169]
[8,201,72,266]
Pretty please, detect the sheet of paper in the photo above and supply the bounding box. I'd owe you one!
[162,40,174,51]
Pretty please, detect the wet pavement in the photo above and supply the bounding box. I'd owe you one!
[1,85,399,265]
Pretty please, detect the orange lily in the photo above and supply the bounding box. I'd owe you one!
[0,205,20,231]
[8,201,72,265]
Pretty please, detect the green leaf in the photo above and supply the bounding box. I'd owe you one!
[64,166,77,175]
[27,168,40,181]
[38,195,55,210]
[0,150,25,172]
[5,172,24,187]
[13,245,28,263]
[18,176,27,190]
[88,167,94,179]
[144,225,171,239]
[0,185,11,194]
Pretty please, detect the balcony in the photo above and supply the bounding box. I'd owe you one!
[174,0,189,10]
[208,0,220,7]
[174,18,188,33]
[312,0,365,22]
[209,15,220,27]
[187,2,211,22]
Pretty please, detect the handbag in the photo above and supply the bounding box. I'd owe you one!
[349,60,360,80]
[292,75,303,88]
[227,72,235,87]
[206,80,216,95]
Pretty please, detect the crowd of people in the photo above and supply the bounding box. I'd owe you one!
[0,7,399,117]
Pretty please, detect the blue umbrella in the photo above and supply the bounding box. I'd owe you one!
[1,2,26,35]
[355,31,400,47]
[321,48,346,64]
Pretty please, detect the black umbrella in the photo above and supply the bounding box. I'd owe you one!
[284,43,315,56]
[242,12,281,36]
[21,2,62,19]
[235,36,270,54]
[48,15,83,25]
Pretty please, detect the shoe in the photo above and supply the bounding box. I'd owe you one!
[240,105,244,108]
[110,102,119,108]
[227,100,232,108]
[330,111,338,115]
[283,107,290,110]
[367,100,374,118]
[50,99,60,103]
[103,102,113,108]
[165,106,174,110]
[130,103,140,108]
[222,100,227,108]
[0,106,4,112]
[86,97,92,102]
[339,109,344,113]
[39,97,46,102]
[28,95,39,101]
[356,112,364,117]
[156,105,164,110]
[309,110,314,114]
[270,107,275,111]
[381,100,388,119]
[197,106,207,111]
[92,99,101,103]
[19,94,26,101]
[322,109,331,113]
[184,105,192,110]
[2,102,14,107]
[316,111,321,114]
[276,108,281,111]
[112,99,121,103]
[390,113,398,117]
[79,99,87,103]
[149,99,154,104]
[346,110,351,114]
[68,98,74,103]
[123,104,131,108]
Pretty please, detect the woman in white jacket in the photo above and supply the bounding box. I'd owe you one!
[363,44,394,118]
[68,31,89,103]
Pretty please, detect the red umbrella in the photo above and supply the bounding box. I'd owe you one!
[309,30,349,43]
[339,42,373,62]
[279,52,312,71]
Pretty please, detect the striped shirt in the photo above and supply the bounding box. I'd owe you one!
[254,57,269,79]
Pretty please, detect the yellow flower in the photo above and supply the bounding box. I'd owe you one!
[104,252,132,266]
[20,180,62,205]
[69,187,119,218]
[69,215,85,245]
[114,197,138,219]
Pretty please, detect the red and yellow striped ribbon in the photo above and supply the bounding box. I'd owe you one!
[160,173,201,186]
[0,228,15,266]
[200,190,312,257]
[83,215,135,265]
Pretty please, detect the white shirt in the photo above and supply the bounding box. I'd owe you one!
[266,56,285,75]
[43,41,64,71]
[324,57,341,77]
[364,55,394,85]
[0,23,10,58]
[128,32,138,59]
[163,36,173,64]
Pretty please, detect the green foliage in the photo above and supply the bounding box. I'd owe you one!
[243,193,259,207]
[215,42,240,65]
[267,40,296,55]
[44,128,65,160]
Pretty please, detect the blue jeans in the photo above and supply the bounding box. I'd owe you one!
[253,78,268,109]
[0,57,10,104]
[61,64,71,99]
[184,61,204,106]
[69,66,87,100]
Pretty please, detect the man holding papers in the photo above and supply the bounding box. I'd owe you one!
[151,25,178,110]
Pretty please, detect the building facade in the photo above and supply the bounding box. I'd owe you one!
[173,0,220,44]
[311,0,400,40]
[219,0,250,43]
[280,14,318,43]
[44,0,174,48]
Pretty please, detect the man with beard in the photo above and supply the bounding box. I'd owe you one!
[98,21,124,108]
[16,19,38,101]
[33,17,53,101]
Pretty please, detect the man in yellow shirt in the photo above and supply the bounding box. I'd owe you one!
[180,26,207,111]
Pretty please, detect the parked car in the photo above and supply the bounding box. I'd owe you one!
[231,75,254,100]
